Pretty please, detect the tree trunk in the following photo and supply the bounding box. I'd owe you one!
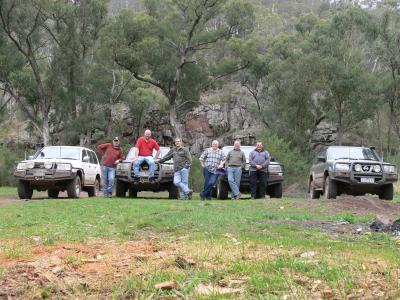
[169,99,183,138]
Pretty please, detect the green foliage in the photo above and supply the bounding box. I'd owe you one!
[0,146,24,186]
[189,156,203,193]
[257,131,309,186]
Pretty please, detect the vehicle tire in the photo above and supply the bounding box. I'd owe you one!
[116,179,127,197]
[379,184,393,200]
[17,180,33,200]
[211,186,217,198]
[128,187,138,198]
[217,177,229,200]
[47,189,59,198]
[168,185,179,199]
[67,176,81,198]
[309,180,320,199]
[269,183,283,198]
[87,178,100,197]
[324,176,337,199]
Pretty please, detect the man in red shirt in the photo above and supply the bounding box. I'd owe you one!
[98,137,125,197]
[133,129,160,181]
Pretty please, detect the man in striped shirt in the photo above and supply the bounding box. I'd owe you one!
[199,140,226,200]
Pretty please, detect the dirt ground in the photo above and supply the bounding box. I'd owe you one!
[1,194,400,299]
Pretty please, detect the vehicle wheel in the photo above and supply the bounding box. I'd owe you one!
[309,180,320,199]
[17,180,33,200]
[379,184,393,200]
[211,186,217,198]
[116,179,127,197]
[324,176,337,199]
[87,179,100,197]
[67,176,81,198]
[168,185,179,199]
[269,183,283,198]
[128,187,138,198]
[47,189,60,198]
[217,177,229,200]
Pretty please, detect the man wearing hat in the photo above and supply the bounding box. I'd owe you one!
[98,137,125,197]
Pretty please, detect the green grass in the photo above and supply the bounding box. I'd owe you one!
[1,189,400,298]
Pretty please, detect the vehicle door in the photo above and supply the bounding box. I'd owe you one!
[312,149,327,188]
[88,150,100,183]
[81,149,94,185]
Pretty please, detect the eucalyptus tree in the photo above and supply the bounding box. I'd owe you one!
[102,0,254,137]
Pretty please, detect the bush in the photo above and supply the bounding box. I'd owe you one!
[257,131,309,189]
[189,156,204,193]
[0,146,25,186]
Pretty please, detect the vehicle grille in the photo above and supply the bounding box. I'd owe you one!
[352,164,382,174]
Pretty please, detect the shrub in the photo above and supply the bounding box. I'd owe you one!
[0,146,25,186]
[257,131,309,189]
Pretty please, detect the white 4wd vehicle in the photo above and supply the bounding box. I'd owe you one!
[14,146,101,199]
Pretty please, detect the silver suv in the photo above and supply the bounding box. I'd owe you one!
[309,146,398,200]
[14,146,101,199]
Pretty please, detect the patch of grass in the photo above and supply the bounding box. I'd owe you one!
[1,240,31,259]
[0,186,17,196]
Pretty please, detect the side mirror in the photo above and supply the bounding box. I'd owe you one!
[83,156,90,162]
[317,156,326,163]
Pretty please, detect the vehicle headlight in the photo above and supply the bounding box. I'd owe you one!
[383,165,396,174]
[26,161,35,169]
[268,164,282,173]
[244,164,250,171]
[44,161,53,169]
[17,162,27,170]
[117,163,130,171]
[57,163,71,171]
[354,164,362,172]
[162,164,174,171]
[372,165,381,173]
[335,163,350,172]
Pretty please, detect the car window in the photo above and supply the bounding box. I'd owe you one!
[327,147,379,161]
[82,150,88,162]
[35,147,81,160]
[88,151,98,164]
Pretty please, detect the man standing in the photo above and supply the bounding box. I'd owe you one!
[158,138,192,199]
[98,137,125,197]
[225,140,246,199]
[249,141,270,199]
[199,140,226,200]
[133,129,160,181]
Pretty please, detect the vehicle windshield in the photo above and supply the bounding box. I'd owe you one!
[327,147,380,161]
[222,146,255,162]
[125,147,172,162]
[34,147,81,160]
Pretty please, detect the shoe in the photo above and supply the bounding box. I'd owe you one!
[108,194,112,198]
[206,197,212,200]
[103,193,109,198]
[186,190,193,200]
[200,193,205,201]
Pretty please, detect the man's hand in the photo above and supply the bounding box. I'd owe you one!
[256,165,262,170]
[218,162,224,169]
[200,162,205,168]
[114,159,120,164]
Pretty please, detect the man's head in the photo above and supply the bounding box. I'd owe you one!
[113,137,120,147]
[174,137,182,148]
[255,141,263,151]
[211,140,219,150]
[144,129,152,140]
[233,140,241,150]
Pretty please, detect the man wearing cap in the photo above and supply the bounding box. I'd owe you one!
[199,140,226,200]
[157,137,192,199]
[133,129,160,181]
[98,137,125,197]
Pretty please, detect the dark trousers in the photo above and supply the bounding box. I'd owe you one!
[250,170,267,198]
[201,168,219,198]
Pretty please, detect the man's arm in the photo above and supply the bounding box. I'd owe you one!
[97,143,109,157]
[249,151,257,168]
[185,148,192,167]
[199,150,207,168]
[262,151,270,168]
[241,151,246,169]
[158,149,173,163]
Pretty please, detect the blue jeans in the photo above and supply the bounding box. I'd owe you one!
[227,167,242,197]
[174,167,190,198]
[134,156,155,177]
[101,165,115,195]
[201,168,218,198]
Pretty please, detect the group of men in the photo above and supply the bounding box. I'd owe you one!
[98,130,270,199]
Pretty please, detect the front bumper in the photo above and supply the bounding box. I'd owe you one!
[331,171,398,186]
[14,169,76,188]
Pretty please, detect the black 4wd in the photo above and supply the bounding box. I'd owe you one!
[214,146,284,199]
[115,147,179,199]
[309,146,398,200]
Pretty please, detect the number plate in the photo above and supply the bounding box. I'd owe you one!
[32,169,46,176]
[140,171,149,177]
[360,177,374,183]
